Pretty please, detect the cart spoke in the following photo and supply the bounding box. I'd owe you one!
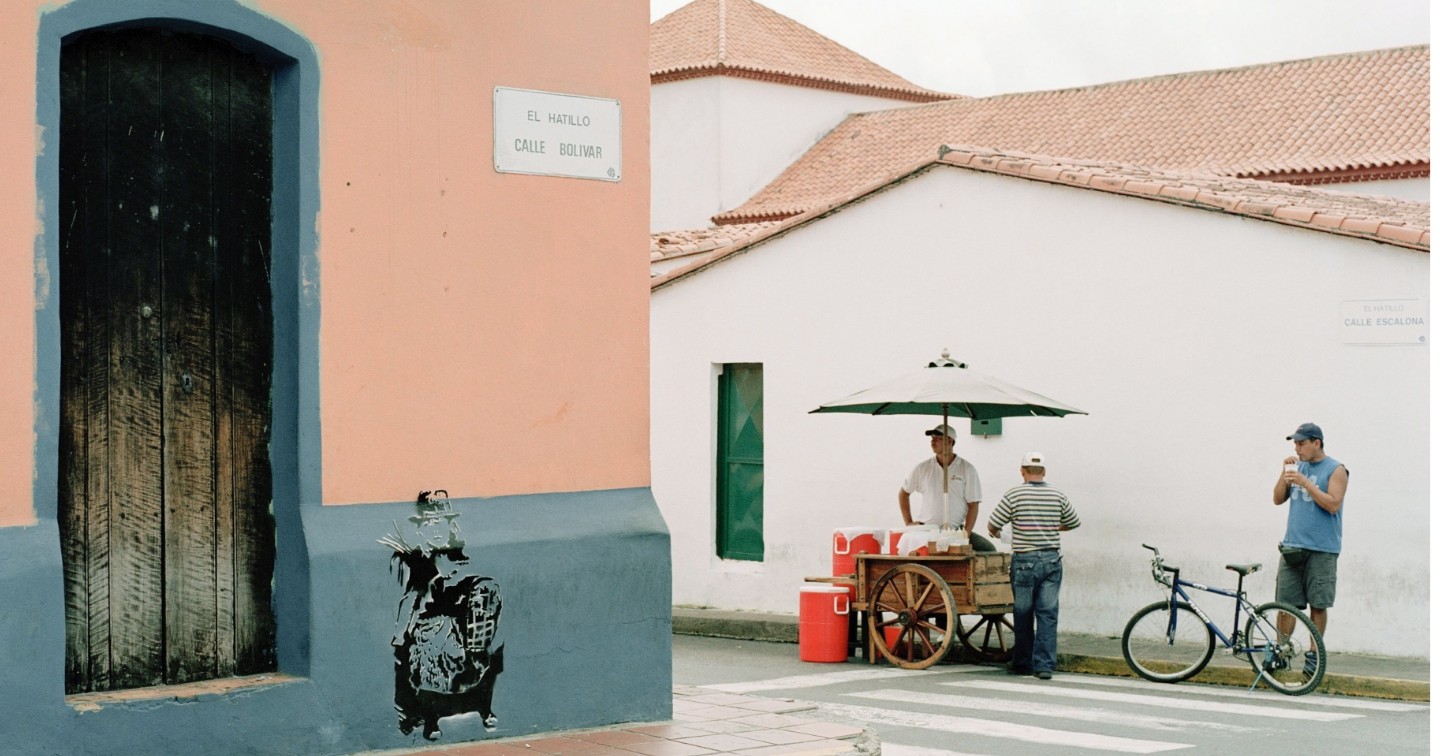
[882,579,907,611]
[872,598,900,615]
[915,581,936,610]
[957,613,1015,663]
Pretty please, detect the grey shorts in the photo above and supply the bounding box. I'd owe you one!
[1275,550,1338,610]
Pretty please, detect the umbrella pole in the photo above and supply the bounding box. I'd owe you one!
[942,403,950,532]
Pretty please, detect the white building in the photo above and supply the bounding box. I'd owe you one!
[651,148,1429,657]
[648,0,1430,658]
[649,0,952,232]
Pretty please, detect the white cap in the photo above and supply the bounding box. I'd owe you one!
[1021,451,1046,467]
[925,423,957,440]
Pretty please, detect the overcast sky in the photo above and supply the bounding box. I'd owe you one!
[650,0,1430,96]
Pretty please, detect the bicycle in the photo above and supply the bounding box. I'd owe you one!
[1121,544,1326,696]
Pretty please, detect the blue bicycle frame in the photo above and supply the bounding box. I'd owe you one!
[1158,563,1276,657]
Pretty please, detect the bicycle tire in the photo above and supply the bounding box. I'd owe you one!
[1122,600,1216,683]
[1244,601,1326,696]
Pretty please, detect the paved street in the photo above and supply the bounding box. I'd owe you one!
[674,635,1429,755]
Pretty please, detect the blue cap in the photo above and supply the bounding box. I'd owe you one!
[1286,423,1324,442]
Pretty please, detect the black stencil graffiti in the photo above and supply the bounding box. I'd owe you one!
[380,490,504,740]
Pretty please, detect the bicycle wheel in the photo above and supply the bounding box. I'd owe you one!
[1122,600,1215,682]
[1244,602,1325,696]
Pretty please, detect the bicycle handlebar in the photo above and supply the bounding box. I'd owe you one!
[1142,543,1175,585]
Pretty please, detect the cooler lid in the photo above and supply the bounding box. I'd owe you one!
[800,584,850,593]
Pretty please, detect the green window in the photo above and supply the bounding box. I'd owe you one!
[716,363,764,561]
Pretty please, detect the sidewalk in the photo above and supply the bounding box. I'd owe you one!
[357,687,876,756]
[673,606,1430,702]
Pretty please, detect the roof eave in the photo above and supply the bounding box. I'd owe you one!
[650,64,958,103]
[661,147,1428,291]
[1245,162,1430,185]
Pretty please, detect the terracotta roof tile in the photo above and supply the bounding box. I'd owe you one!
[715,46,1429,224]
[651,0,954,102]
[651,222,786,273]
[653,146,1427,290]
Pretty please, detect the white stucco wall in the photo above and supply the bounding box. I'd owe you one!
[650,76,920,232]
[1333,177,1430,202]
[650,167,1430,657]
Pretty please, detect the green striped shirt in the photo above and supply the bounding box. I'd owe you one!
[988,482,1080,552]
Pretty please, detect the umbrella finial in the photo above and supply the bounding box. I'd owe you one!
[930,349,966,369]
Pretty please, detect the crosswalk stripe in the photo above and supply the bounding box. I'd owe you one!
[810,701,1192,753]
[700,667,975,693]
[942,680,1362,721]
[1049,674,1429,712]
[845,688,1264,734]
[880,744,987,756]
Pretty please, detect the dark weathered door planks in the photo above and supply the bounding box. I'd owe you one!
[160,32,222,685]
[59,28,276,694]
[224,51,279,675]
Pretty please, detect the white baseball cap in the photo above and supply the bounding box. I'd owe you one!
[1021,451,1046,467]
[925,423,957,440]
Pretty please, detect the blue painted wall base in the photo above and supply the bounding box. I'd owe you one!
[0,487,672,755]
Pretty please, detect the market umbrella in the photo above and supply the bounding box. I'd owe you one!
[810,350,1086,529]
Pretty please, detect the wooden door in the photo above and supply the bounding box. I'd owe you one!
[58,28,277,693]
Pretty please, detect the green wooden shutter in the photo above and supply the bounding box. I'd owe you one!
[717,364,764,561]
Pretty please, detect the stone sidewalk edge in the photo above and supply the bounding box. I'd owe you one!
[672,610,1430,703]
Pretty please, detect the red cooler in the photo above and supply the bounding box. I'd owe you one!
[798,585,850,662]
[832,527,882,576]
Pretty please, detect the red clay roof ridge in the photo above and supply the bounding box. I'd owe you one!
[975,44,1430,99]
[934,145,1429,251]
[650,0,957,101]
[661,145,1426,289]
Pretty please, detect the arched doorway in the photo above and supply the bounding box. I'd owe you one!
[58,27,277,693]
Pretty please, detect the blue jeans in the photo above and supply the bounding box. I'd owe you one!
[1010,550,1063,673]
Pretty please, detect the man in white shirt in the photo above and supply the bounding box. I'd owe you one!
[898,424,995,551]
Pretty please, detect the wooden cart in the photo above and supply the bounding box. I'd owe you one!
[849,552,1017,669]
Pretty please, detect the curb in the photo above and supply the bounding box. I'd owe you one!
[674,609,1430,703]
[1058,652,1431,702]
[674,610,800,644]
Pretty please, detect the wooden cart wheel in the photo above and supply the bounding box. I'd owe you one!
[958,613,1016,663]
[866,563,956,669]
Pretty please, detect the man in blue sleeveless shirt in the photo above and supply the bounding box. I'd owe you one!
[1272,422,1348,674]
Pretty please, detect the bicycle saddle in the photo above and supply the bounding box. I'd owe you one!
[1226,563,1262,575]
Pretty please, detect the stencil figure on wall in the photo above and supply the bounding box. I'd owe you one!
[380,490,504,740]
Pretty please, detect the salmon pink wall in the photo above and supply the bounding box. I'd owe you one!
[255,0,652,504]
[1,0,651,525]
[0,10,40,527]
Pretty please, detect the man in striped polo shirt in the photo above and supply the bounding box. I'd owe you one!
[987,451,1081,680]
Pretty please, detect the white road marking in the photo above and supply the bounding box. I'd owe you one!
[845,688,1263,733]
[880,744,989,756]
[1049,674,1430,712]
[700,666,979,693]
[811,701,1192,753]
[942,680,1362,721]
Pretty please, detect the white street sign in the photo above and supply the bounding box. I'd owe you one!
[493,87,621,182]
[1340,298,1427,345]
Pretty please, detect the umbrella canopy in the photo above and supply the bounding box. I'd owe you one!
[809,350,1087,420]
[810,350,1086,531]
